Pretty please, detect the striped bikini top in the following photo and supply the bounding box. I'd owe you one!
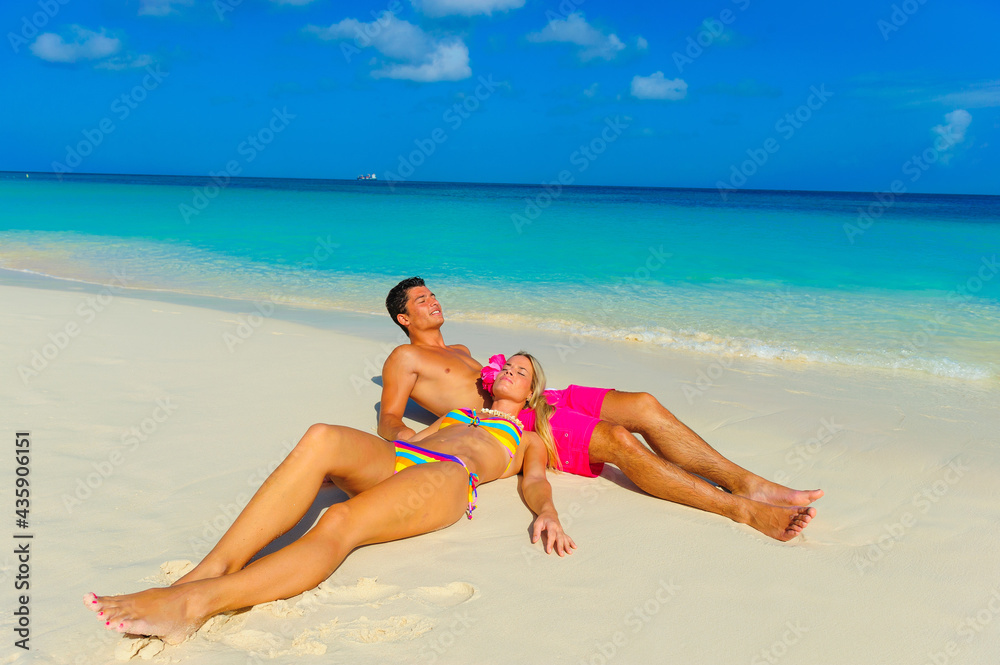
[440,408,524,471]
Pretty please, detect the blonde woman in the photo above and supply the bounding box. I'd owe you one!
[85,353,573,645]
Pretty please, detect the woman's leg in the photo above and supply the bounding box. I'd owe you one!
[87,461,470,644]
[175,424,396,585]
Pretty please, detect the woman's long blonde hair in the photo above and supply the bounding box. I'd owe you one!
[511,351,562,471]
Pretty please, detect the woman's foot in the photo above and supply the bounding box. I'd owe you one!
[83,585,210,645]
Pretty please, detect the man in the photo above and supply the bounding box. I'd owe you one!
[379,277,821,541]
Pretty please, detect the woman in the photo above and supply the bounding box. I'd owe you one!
[85,352,574,644]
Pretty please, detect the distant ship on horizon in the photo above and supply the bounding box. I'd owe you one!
[356,173,377,180]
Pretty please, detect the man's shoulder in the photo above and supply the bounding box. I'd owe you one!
[389,341,472,358]
[385,341,474,373]
[385,343,419,368]
[384,342,449,367]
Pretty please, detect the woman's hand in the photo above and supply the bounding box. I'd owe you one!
[531,512,577,556]
[519,434,575,555]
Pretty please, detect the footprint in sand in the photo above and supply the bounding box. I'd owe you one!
[248,598,305,618]
[113,636,165,661]
[290,624,335,655]
[306,577,478,610]
[199,611,248,637]
[219,628,288,656]
[310,577,404,607]
[335,615,435,643]
[407,581,478,608]
[140,560,195,586]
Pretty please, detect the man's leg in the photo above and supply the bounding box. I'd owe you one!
[588,421,815,541]
[174,424,397,586]
[600,391,822,506]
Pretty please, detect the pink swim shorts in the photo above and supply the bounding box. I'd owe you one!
[518,384,613,478]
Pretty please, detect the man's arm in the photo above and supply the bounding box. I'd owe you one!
[378,347,419,442]
[519,433,576,556]
[407,414,448,443]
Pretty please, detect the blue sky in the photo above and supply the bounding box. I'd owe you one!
[2,0,998,194]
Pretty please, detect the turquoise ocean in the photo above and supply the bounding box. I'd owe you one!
[2,172,998,381]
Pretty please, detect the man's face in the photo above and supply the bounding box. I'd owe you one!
[400,286,443,331]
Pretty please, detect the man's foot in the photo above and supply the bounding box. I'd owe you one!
[737,477,824,507]
[83,586,208,645]
[741,502,817,542]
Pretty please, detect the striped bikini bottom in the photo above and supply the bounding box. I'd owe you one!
[393,441,479,519]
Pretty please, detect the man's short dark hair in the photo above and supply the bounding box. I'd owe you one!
[386,276,425,337]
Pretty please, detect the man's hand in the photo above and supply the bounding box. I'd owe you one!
[531,512,576,556]
[389,426,416,443]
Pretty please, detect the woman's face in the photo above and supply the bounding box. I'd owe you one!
[493,355,534,404]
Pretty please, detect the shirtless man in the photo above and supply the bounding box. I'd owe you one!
[378,277,821,541]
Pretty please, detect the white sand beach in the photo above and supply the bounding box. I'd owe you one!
[3,279,1000,664]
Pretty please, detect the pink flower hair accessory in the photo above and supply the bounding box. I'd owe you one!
[480,354,506,395]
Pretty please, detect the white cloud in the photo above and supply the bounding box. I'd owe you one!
[138,0,193,16]
[95,53,156,70]
[631,71,687,100]
[30,26,121,63]
[636,35,648,50]
[306,15,471,83]
[413,0,525,17]
[308,15,430,61]
[932,109,972,161]
[933,81,1000,109]
[372,40,470,82]
[583,82,599,98]
[527,12,625,62]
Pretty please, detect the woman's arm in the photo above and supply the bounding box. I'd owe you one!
[518,432,576,556]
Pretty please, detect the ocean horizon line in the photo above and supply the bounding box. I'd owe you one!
[2,170,998,201]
